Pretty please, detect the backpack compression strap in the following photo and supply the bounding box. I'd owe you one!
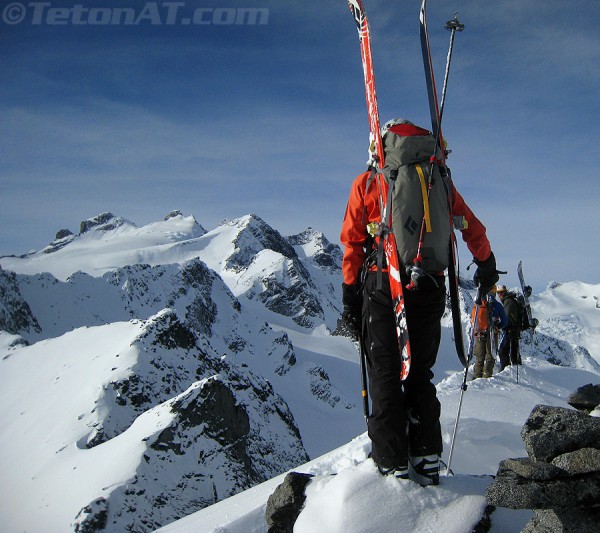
[415,163,432,233]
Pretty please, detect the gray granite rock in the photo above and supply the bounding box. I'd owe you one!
[551,447,600,475]
[486,463,600,509]
[521,405,600,462]
[521,507,600,533]
[501,457,567,480]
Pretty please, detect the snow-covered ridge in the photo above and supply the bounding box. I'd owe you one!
[1,211,599,532]
[1,211,207,280]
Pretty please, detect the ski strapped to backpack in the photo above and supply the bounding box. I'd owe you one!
[517,261,539,332]
[347,0,412,380]
[347,0,384,168]
[420,0,469,366]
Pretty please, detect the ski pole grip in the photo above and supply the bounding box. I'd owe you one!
[445,13,464,32]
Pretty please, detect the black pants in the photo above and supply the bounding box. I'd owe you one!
[362,271,446,469]
[499,329,521,369]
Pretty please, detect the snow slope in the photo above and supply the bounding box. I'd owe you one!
[1,211,599,532]
[158,357,600,533]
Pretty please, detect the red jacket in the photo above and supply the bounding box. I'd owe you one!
[340,170,492,285]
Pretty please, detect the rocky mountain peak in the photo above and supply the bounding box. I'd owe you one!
[224,214,298,272]
[79,212,134,235]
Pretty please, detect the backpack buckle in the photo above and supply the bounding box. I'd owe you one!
[405,264,440,291]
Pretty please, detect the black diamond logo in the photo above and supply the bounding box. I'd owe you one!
[404,216,418,236]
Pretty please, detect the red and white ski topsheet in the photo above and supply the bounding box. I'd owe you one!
[347,0,411,380]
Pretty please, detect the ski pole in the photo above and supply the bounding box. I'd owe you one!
[358,331,369,422]
[439,13,464,125]
[516,338,520,384]
[446,286,482,476]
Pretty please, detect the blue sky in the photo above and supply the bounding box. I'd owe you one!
[1,0,599,292]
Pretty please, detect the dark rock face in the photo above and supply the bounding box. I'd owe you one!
[55,229,74,240]
[42,229,76,254]
[568,383,600,413]
[259,262,324,328]
[164,210,183,220]
[265,472,314,533]
[225,215,298,273]
[174,377,251,449]
[79,212,128,234]
[486,402,600,532]
[73,498,108,533]
[287,228,343,273]
[178,260,221,337]
[0,267,41,336]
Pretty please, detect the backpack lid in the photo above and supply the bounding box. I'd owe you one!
[383,126,439,171]
[381,118,431,142]
[387,123,431,138]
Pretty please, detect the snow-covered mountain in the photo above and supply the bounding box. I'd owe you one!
[1,211,599,532]
[0,211,357,532]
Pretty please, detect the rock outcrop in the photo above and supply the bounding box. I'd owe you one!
[265,472,313,533]
[486,393,600,532]
[0,267,40,336]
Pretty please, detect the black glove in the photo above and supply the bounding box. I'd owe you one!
[342,283,362,340]
[473,252,499,295]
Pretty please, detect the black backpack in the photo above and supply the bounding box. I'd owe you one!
[515,294,530,330]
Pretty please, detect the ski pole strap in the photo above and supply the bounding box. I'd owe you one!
[415,163,432,233]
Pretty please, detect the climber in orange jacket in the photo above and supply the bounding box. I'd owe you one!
[340,118,498,486]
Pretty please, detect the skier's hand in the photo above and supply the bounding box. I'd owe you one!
[342,283,362,340]
[473,252,499,295]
